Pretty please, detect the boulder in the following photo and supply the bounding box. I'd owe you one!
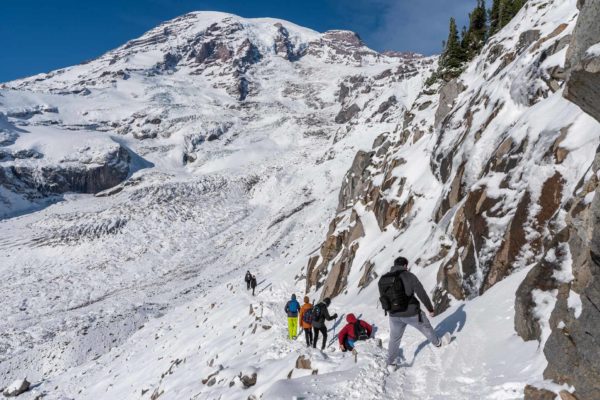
[376,96,397,115]
[335,103,361,124]
[2,378,30,397]
[524,385,557,400]
[514,240,568,341]
[240,372,257,388]
[295,355,311,370]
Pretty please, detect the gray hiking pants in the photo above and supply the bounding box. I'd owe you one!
[386,312,440,365]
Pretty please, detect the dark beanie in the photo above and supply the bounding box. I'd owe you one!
[394,256,408,268]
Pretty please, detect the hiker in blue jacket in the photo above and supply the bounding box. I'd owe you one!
[284,294,301,339]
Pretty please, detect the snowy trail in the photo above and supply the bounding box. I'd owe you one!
[1,220,547,400]
[258,266,544,400]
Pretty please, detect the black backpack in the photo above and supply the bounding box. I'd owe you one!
[354,321,369,340]
[378,271,413,313]
[312,303,324,322]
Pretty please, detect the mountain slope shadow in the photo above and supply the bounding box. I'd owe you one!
[407,304,467,365]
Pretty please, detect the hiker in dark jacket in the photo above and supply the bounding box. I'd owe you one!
[245,271,252,290]
[284,294,301,339]
[338,313,372,352]
[250,275,257,296]
[382,256,450,369]
[312,297,338,350]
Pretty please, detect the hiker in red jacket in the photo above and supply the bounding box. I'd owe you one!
[338,313,372,352]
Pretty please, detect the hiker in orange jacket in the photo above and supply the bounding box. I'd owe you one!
[298,296,314,347]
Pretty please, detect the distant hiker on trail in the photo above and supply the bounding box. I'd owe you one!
[338,313,372,352]
[245,271,252,290]
[379,256,450,370]
[311,297,338,351]
[298,296,314,347]
[284,294,301,340]
[250,275,257,296]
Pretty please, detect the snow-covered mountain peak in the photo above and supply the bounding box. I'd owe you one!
[3,11,401,95]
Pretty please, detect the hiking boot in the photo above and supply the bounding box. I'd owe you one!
[436,332,451,347]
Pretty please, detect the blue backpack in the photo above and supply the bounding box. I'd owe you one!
[288,300,299,313]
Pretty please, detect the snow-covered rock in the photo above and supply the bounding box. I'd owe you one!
[0,126,131,218]
[2,378,30,397]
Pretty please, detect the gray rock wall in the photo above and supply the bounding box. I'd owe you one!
[524,1,600,397]
[564,0,600,122]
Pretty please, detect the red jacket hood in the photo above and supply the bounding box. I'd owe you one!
[346,313,357,323]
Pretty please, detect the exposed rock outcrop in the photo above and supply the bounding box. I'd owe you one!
[0,145,130,196]
[434,78,466,127]
[306,210,365,298]
[337,150,375,211]
[564,0,600,122]
[335,103,361,124]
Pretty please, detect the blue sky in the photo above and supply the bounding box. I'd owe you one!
[0,0,474,82]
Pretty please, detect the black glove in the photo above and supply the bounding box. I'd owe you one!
[332,313,338,319]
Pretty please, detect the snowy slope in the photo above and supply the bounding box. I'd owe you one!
[0,11,438,400]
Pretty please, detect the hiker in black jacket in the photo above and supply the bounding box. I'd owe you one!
[381,256,450,370]
[311,297,338,351]
[245,271,252,290]
[250,275,257,296]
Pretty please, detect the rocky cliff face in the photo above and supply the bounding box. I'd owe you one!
[308,0,600,397]
[522,0,600,398]
[564,0,600,123]
[0,117,131,217]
